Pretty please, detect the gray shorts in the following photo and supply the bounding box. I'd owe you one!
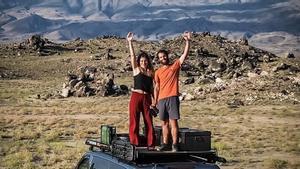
[158,96,180,120]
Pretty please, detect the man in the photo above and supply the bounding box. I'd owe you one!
[153,32,191,152]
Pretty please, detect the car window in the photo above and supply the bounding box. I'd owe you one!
[92,156,126,169]
[77,157,90,169]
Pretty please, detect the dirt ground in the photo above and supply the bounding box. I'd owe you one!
[0,36,299,169]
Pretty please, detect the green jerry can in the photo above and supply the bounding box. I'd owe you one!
[100,125,116,145]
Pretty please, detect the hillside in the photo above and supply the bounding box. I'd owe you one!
[0,33,299,169]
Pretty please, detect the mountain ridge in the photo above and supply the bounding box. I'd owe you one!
[0,0,299,56]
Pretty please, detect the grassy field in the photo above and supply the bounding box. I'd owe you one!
[0,38,299,169]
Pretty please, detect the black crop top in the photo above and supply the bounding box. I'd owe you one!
[133,73,153,93]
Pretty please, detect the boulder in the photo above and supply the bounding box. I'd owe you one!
[241,38,248,45]
[79,66,97,82]
[28,35,45,50]
[74,81,85,90]
[247,72,259,78]
[194,87,204,93]
[209,83,226,93]
[184,77,195,85]
[120,85,128,91]
[227,99,244,108]
[209,60,226,72]
[281,52,295,58]
[61,88,70,98]
[106,48,115,60]
[215,77,224,84]
[263,54,271,62]
[184,93,195,101]
[74,86,87,97]
[241,61,253,71]
[272,63,290,72]
[179,92,195,101]
[197,77,214,84]
[67,74,78,81]
[61,58,72,63]
[69,79,79,88]
[260,71,269,76]
[90,53,102,60]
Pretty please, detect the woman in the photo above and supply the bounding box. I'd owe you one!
[127,32,155,148]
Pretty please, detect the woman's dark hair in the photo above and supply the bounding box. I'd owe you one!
[137,51,153,70]
[156,49,169,58]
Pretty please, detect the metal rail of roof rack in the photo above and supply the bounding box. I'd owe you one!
[85,139,226,163]
[85,139,111,152]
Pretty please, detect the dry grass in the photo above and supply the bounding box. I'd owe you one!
[1,90,299,168]
[0,41,299,169]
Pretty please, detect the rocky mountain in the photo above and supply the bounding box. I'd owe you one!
[0,0,300,56]
[1,33,299,105]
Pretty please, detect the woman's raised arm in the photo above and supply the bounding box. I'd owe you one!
[127,32,138,71]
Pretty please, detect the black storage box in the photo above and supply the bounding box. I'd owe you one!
[178,128,211,151]
[154,127,211,151]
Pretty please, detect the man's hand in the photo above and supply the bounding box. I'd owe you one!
[127,32,133,42]
[179,31,191,64]
[151,101,157,108]
[183,31,191,41]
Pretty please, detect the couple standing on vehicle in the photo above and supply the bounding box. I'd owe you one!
[127,31,191,152]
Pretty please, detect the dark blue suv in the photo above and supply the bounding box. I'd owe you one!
[75,139,222,169]
[76,126,225,169]
[76,150,221,169]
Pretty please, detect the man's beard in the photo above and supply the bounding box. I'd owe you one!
[160,58,169,65]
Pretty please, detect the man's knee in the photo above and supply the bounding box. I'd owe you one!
[169,119,178,128]
[162,120,169,127]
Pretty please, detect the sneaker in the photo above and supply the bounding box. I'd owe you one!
[157,143,169,151]
[172,144,179,152]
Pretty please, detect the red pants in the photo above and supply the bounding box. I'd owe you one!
[129,92,155,147]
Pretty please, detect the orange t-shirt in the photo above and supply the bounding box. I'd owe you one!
[155,59,181,100]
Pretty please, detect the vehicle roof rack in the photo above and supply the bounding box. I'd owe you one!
[85,125,226,163]
[85,139,110,152]
[85,139,226,163]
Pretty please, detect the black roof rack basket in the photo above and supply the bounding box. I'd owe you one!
[85,138,226,163]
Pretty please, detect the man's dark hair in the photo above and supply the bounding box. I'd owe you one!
[156,49,169,58]
[137,51,153,70]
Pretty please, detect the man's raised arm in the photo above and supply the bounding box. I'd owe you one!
[179,32,192,65]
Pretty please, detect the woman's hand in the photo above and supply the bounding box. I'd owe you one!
[183,31,191,41]
[151,102,156,108]
[127,32,134,42]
